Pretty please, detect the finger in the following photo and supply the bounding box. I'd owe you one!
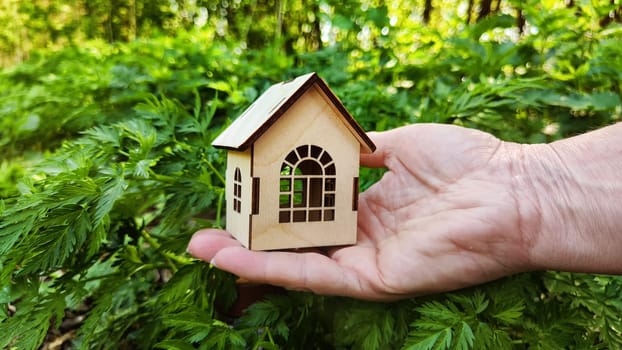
[360,131,393,168]
[187,229,242,263]
[210,246,372,299]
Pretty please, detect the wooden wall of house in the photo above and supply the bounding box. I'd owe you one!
[225,149,252,248]
[250,85,360,250]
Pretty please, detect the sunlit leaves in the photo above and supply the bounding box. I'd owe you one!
[1,1,622,349]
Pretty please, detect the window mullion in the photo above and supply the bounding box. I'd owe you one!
[289,175,294,211]
[306,176,310,215]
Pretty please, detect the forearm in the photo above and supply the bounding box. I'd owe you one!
[517,123,622,273]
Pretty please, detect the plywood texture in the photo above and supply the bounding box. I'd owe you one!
[214,72,376,250]
[225,150,251,248]
[212,72,375,153]
[251,86,360,250]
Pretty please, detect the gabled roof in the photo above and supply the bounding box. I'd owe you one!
[211,72,376,153]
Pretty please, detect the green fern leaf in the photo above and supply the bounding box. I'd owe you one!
[454,321,474,350]
[492,301,525,325]
[93,175,127,222]
[403,328,451,350]
[154,340,197,350]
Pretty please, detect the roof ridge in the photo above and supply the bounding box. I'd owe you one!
[211,72,375,153]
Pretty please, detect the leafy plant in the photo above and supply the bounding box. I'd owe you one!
[2,1,622,349]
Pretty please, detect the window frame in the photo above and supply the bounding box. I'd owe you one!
[233,167,242,213]
[278,145,336,223]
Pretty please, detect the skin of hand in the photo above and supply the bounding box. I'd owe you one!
[516,122,622,274]
[187,123,622,301]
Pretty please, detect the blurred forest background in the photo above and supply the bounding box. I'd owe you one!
[1,0,622,349]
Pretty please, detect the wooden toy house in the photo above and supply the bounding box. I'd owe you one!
[211,72,376,250]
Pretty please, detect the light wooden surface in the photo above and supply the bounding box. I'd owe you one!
[211,72,376,154]
[225,150,252,248]
[212,73,315,149]
[218,73,376,250]
[250,85,360,250]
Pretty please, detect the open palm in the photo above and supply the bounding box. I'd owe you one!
[188,124,533,300]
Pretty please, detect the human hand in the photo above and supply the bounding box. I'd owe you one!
[188,124,539,300]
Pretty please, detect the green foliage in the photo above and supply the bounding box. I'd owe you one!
[2,1,622,349]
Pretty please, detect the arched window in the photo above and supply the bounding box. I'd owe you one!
[233,167,241,213]
[279,145,336,223]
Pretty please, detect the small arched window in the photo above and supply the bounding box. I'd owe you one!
[233,167,242,213]
[279,145,335,223]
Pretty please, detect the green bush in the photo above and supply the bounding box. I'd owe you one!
[1,4,622,349]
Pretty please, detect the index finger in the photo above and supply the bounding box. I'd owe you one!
[188,230,374,299]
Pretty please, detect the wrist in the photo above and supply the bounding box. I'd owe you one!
[510,142,575,271]
[514,125,622,274]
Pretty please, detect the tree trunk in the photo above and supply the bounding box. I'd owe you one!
[310,1,322,50]
[128,0,137,41]
[276,0,283,41]
[466,0,474,24]
[517,7,525,35]
[478,0,493,21]
[423,0,433,24]
[600,0,622,26]
[107,0,114,42]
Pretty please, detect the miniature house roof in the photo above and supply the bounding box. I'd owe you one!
[211,72,376,153]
